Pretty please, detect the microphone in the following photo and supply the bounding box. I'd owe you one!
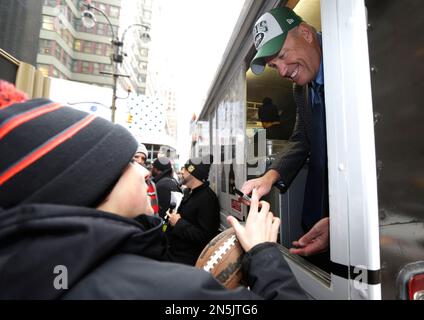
[163,202,177,233]
[169,201,177,213]
[165,201,176,221]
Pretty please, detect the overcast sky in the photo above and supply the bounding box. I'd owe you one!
[149,0,246,164]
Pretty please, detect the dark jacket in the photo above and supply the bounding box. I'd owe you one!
[0,204,307,299]
[153,169,181,219]
[167,183,220,266]
[268,85,312,186]
[268,84,329,230]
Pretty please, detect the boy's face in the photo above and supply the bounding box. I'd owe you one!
[98,162,154,218]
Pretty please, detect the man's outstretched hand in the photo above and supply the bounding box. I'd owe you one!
[228,189,280,252]
[289,217,329,256]
[240,170,280,201]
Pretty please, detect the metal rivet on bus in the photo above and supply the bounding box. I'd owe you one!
[374,112,382,126]
[367,23,373,31]
[371,65,378,74]
[376,160,383,179]
[338,163,345,171]
[379,209,387,220]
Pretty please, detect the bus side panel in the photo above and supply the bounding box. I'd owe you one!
[209,66,247,228]
[366,0,424,300]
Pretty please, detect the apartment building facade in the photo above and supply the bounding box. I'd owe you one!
[118,0,152,95]
[37,0,121,87]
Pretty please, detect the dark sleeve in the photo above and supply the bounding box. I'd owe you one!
[242,243,308,300]
[267,87,310,187]
[172,194,219,246]
[63,250,306,300]
[156,182,171,219]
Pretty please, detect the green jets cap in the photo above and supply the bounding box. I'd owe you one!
[250,7,303,75]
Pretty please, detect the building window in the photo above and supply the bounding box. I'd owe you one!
[83,41,93,54]
[98,3,107,14]
[93,63,100,75]
[103,64,112,73]
[52,67,60,77]
[66,55,72,70]
[54,44,62,60]
[110,6,120,18]
[74,40,82,51]
[106,44,112,57]
[72,61,80,73]
[97,23,106,35]
[74,19,82,31]
[140,48,149,57]
[82,61,90,73]
[109,25,117,38]
[38,64,50,77]
[61,29,74,47]
[140,62,148,71]
[138,74,147,84]
[44,0,57,7]
[39,39,52,55]
[42,16,55,31]
[143,10,152,20]
[60,50,66,64]
[94,43,103,55]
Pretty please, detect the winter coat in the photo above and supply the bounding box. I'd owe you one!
[167,183,220,265]
[0,204,307,300]
[153,170,181,219]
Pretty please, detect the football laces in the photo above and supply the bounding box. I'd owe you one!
[203,235,237,273]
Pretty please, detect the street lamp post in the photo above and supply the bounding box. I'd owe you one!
[81,2,150,123]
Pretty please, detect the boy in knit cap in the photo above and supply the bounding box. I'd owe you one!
[133,143,149,166]
[0,81,306,299]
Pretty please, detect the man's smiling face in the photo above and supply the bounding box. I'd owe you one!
[266,24,321,86]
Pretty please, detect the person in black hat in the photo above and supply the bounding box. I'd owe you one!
[166,154,221,266]
[151,157,181,219]
[0,81,306,299]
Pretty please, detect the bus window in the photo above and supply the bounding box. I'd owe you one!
[245,0,330,275]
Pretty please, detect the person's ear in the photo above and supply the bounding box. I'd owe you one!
[298,23,313,44]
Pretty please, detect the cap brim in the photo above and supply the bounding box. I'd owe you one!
[250,34,286,75]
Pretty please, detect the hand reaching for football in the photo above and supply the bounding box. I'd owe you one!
[227,189,280,252]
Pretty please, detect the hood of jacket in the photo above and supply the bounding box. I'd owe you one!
[0,204,166,299]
